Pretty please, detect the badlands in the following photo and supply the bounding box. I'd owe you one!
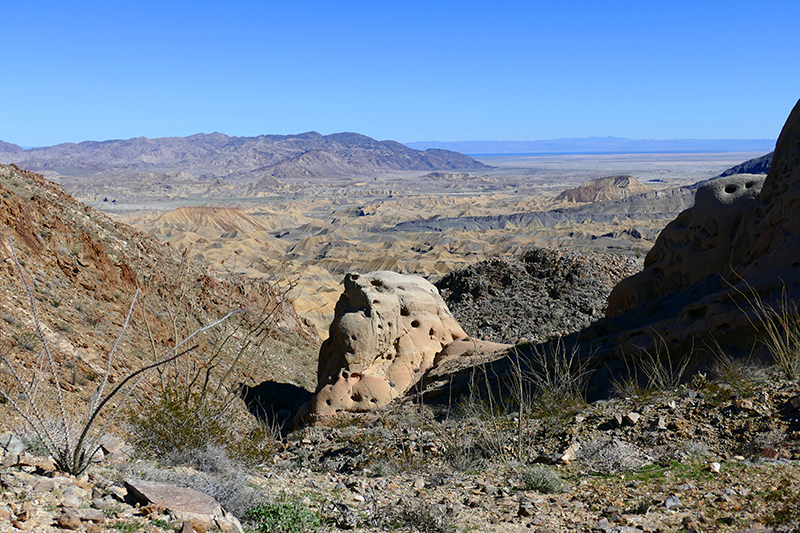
[3,112,800,533]
[97,151,764,336]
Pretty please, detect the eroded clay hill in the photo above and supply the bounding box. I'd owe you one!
[555,175,653,203]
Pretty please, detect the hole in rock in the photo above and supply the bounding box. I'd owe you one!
[373,300,380,305]
[350,393,362,402]
[400,307,410,316]
[411,320,420,328]
[350,274,360,280]
[371,279,382,287]
[687,306,707,319]
[326,399,332,406]
[746,181,755,189]
[724,184,738,194]
[429,328,436,336]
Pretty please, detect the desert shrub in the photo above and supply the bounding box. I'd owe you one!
[579,437,652,474]
[14,332,38,352]
[711,350,765,393]
[381,500,453,533]
[681,440,711,458]
[121,451,264,519]
[638,336,691,391]
[0,234,241,475]
[440,340,590,467]
[521,465,566,493]
[246,500,323,533]
[521,339,590,417]
[127,385,279,468]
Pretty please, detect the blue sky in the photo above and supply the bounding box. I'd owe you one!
[2,0,798,147]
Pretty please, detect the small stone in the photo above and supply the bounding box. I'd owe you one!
[518,499,536,517]
[789,395,800,411]
[624,412,641,426]
[664,495,681,509]
[58,509,82,530]
[353,494,365,502]
[709,462,721,473]
[15,508,33,523]
[657,416,667,430]
[556,442,581,464]
[78,508,106,523]
[759,447,780,459]
[611,414,624,428]
[413,478,425,490]
[596,517,611,531]
[734,399,754,411]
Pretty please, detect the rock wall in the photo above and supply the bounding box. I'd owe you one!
[607,173,765,317]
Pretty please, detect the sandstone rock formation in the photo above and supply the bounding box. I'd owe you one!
[305,271,503,418]
[591,99,800,370]
[607,172,765,316]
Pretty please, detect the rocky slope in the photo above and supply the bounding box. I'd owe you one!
[0,163,319,431]
[719,152,773,177]
[555,175,654,203]
[1,366,798,532]
[436,248,640,344]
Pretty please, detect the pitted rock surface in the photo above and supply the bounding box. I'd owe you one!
[607,173,765,317]
[308,271,471,417]
[576,99,800,375]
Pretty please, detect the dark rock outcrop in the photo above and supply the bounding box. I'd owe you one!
[718,152,773,178]
[437,248,639,344]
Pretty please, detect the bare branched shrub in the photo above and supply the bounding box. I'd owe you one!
[438,339,590,468]
[121,451,265,519]
[523,339,591,416]
[0,234,241,475]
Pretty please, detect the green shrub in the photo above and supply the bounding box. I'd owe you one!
[246,501,323,533]
[521,465,566,494]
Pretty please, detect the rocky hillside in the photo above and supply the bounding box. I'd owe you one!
[436,248,640,344]
[0,163,319,429]
[555,175,653,203]
[719,152,773,177]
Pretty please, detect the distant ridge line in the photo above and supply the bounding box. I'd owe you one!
[405,137,776,155]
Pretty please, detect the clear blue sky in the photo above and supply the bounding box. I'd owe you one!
[2,0,798,147]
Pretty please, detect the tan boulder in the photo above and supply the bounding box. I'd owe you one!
[308,271,468,417]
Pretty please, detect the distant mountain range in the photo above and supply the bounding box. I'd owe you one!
[405,137,776,155]
[0,132,488,179]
